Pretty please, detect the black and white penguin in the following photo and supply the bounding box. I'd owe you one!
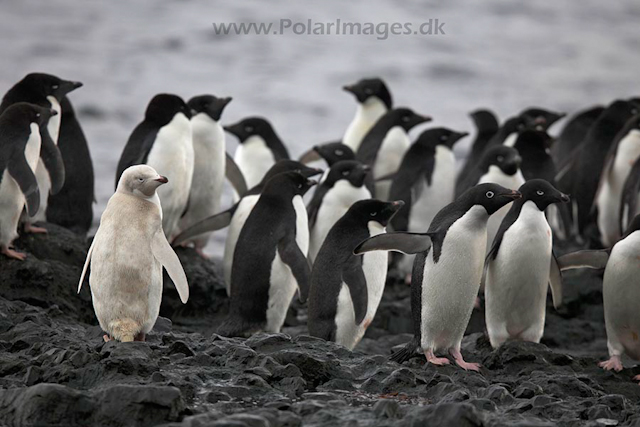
[46,96,94,235]
[299,142,355,166]
[571,100,638,236]
[552,105,605,170]
[307,160,371,263]
[172,160,321,295]
[595,115,640,247]
[342,77,392,153]
[226,117,290,190]
[484,179,569,348]
[558,214,640,382]
[519,107,565,132]
[455,109,499,196]
[177,95,233,256]
[0,103,57,259]
[356,108,431,200]
[487,115,530,148]
[217,171,317,337]
[355,183,521,370]
[115,94,193,239]
[308,199,404,349]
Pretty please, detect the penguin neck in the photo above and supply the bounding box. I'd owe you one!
[119,189,163,216]
[354,97,387,125]
[191,112,224,149]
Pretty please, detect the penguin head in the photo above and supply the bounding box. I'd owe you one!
[520,107,566,131]
[513,129,553,151]
[18,73,83,101]
[517,179,569,211]
[265,171,317,197]
[469,109,499,134]
[343,77,392,109]
[315,142,355,165]
[464,183,521,215]
[187,95,232,121]
[7,102,58,126]
[117,165,168,198]
[604,100,638,124]
[350,199,404,227]
[326,160,370,188]
[145,94,191,124]
[261,160,322,185]
[481,146,522,176]
[224,117,276,143]
[416,128,468,150]
[388,107,432,132]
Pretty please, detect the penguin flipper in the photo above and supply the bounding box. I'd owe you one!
[152,230,189,303]
[78,238,95,293]
[557,249,610,271]
[341,256,368,325]
[171,208,234,246]
[225,153,248,196]
[7,152,40,216]
[548,252,563,309]
[39,124,65,194]
[277,236,311,303]
[354,232,431,256]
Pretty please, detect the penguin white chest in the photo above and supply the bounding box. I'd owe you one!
[374,126,411,200]
[343,97,387,152]
[234,136,275,189]
[33,98,60,223]
[503,132,518,147]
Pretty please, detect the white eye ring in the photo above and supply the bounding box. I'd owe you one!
[497,156,504,162]
[537,190,544,196]
[364,88,373,95]
[138,178,144,182]
[342,170,350,176]
[245,126,253,133]
[335,149,343,156]
[486,191,494,199]
[370,211,377,216]
[402,116,410,123]
[52,84,59,89]
[36,113,41,118]
[297,183,302,189]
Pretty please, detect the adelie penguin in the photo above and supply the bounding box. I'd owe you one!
[217,171,317,337]
[519,107,565,132]
[299,142,355,167]
[0,103,56,260]
[116,94,193,240]
[356,108,431,201]
[172,160,321,295]
[355,183,521,370]
[558,214,640,383]
[0,73,81,230]
[307,160,372,263]
[456,109,499,196]
[342,77,392,153]
[486,114,529,148]
[226,117,290,190]
[483,179,569,348]
[308,199,404,350]
[552,105,605,170]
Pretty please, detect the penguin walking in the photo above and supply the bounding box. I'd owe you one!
[172,161,321,295]
[307,160,371,263]
[78,165,188,342]
[226,117,289,190]
[342,78,392,153]
[308,199,404,349]
[355,183,521,370]
[596,115,640,247]
[558,215,640,383]
[456,109,499,196]
[217,171,317,337]
[177,95,232,256]
[116,94,193,239]
[356,108,431,200]
[0,103,56,259]
[484,180,568,348]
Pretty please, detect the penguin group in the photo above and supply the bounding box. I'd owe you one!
[2,74,640,384]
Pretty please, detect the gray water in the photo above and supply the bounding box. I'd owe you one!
[1,0,639,255]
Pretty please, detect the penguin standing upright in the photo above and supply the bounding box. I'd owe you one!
[484,180,568,348]
[307,160,371,263]
[0,103,56,259]
[177,95,232,256]
[217,172,317,337]
[456,109,499,196]
[355,183,521,370]
[116,94,193,239]
[226,117,289,190]
[552,106,605,170]
[356,108,431,200]
[308,199,404,350]
[342,78,392,153]
[46,96,94,235]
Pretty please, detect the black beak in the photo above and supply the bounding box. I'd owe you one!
[502,190,522,200]
[155,176,168,184]
[50,109,58,117]
[343,85,356,94]
[416,114,433,124]
[223,124,242,137]
[307,179,318,187]
[559,193,570,203]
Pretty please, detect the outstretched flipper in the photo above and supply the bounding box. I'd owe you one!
[342,256,369,325]
[354,232,432,255]
[557,249,610,271]
[172,208,234,246]
[7,153,40,216]
[548,252,563,309]
[39,125,65,194]
[152,229,189,303]
[226,153,247,197]
[277,235,311,303]
[77,238,95,293]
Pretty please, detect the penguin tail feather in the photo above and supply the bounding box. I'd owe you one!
[216,316,261,338]
[390,338,420,364]
[109,318,141,342]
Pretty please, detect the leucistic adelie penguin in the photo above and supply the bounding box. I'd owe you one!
[484,180,569,348]
[78,165,189,342]
[308,200,404,350]
[355,183,521,370]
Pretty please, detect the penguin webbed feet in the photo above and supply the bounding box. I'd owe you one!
[598,355,624,372]
[1,245,27,261]
[23,223,48,234]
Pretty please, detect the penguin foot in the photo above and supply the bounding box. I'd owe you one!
[195,248,209,259]
[599,355,623,372]
[134,332,146,342]
[633,374,640,383]
[24,223,48,234]
[1,246,26,260]
[450,349,481,372]
[103,334,112,342]
[473,296,481,310]
[425,349,450,366]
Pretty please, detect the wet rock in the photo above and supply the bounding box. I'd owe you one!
[403,402,484,427]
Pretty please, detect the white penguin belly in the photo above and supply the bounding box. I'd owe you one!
[31,98,61,223]
[234,136,275,190]
[485,202,552,346]
[343,98,387,152]
[146,114,193,239]
[10,125,41,237]
[420,206,488,352]
[374,126,411,201]
[223,194,260,293]
[503,132,518,147]
[597,130,640,247]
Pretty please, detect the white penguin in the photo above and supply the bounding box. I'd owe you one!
[342,78,392,153]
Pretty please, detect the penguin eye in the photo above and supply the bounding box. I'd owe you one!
[138,178,144,182]
[497,155,504,162]
[440,135,448,142]
[335,149,343,156]
[364,88,373,95]
[486,191,495,199]
[245,126,253,133]
[370,211,377,217]
[402,115,411,123]
[342,170,350,176]
[36,113,41,118]
[52,84,59,90]
[294,169,301,173]
[537,190,544,196]
[297,183,302,189]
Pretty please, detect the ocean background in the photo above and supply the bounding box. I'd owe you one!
[1,0,638,256]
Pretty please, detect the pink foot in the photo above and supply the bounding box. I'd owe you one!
[195,248,209,259]
[474,296,481,310]
[425,349,450,366]
[599,355,623,372]
[633,374,640,383]
[450,348,481,372]
[24,223,47,234]
[1,246,26,261]
[103,334,111,342]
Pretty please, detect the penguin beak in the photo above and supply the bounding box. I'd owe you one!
[416,114,433,124]
[221,97,233,106]
[502,190,521,200]
[390,200,405,211]
[57,80,83,96]
[343,85,356,94]
[451,132,469,146]
[558,193,570,203]
[223,124,242,138]
[155,176,168,184]
[306,179,318,187]
[299,147,322,164]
